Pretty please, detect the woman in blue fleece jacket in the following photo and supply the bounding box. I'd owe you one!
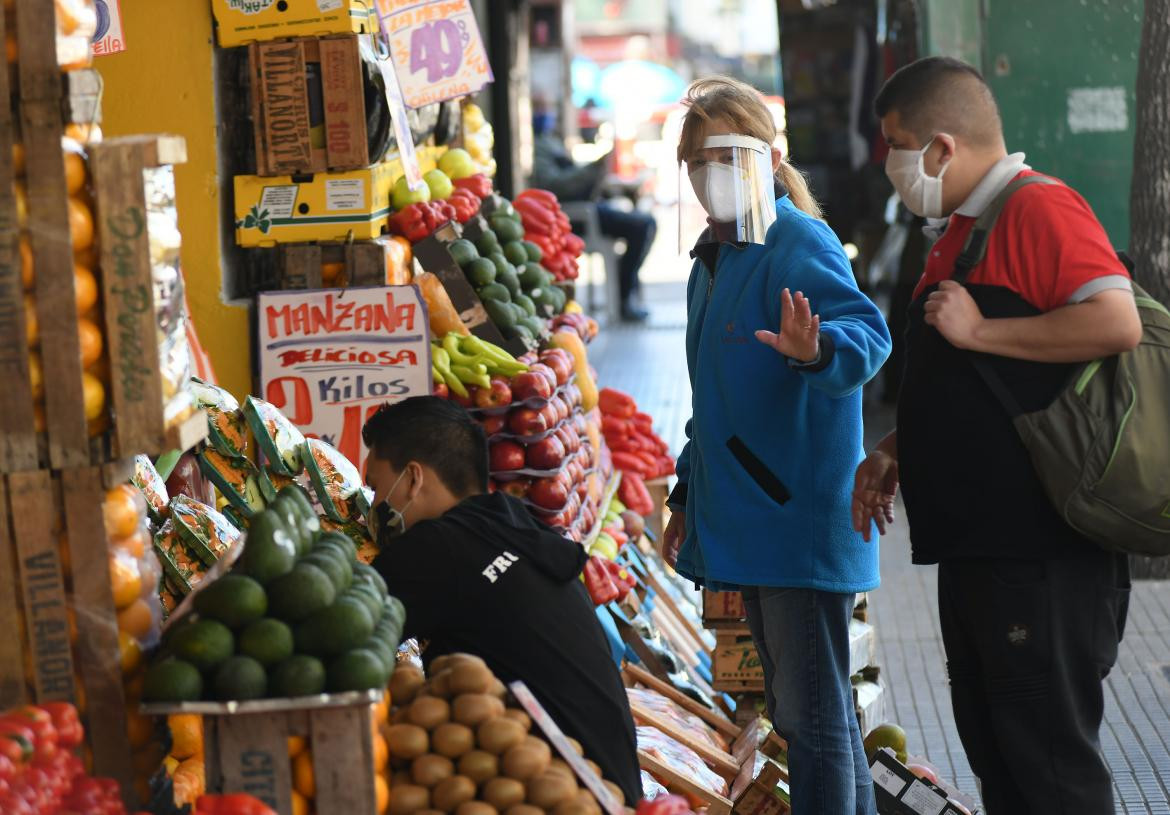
[664,77,891,814]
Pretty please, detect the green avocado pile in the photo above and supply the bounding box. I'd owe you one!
[143,484,405,703]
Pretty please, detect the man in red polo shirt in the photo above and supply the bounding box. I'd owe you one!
[852,57,1143,813]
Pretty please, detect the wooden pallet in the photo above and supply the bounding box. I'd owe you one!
[0,465,136,799]
[143,691,381,815]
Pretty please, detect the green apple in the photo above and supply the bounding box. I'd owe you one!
[438,148,477,180]
[423,169,454,201]
[392,175,431,210]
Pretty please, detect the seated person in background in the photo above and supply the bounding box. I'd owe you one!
[364,397,641,804]
[530,105,657,322]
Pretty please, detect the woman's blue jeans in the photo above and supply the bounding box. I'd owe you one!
[741,586,877,815]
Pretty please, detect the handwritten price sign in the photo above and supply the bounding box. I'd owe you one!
[257,286,432,474]
[375,0,493,109]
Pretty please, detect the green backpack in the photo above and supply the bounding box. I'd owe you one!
[953,176,1170,556]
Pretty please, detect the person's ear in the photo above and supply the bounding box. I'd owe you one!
[935,133,957,170]
[406,461,426,501]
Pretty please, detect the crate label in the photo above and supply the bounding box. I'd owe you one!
[871,761,908,797]
[226,0,274,12]
[900,780,947,815]
[104,206,156,403]
[319,0,344,9]
[257,42,313,172]
[258,286,432,473]
[259,185,299,221]
[23,551,74,697]
[326,179,365,211]
[239,748,278,808]
[375,0,493,109]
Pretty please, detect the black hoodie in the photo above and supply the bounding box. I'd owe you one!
[372,492,641,803]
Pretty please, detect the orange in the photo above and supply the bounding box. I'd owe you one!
[74,265,97,314]
[373,694,390,724]
[6,33,15,65]
[24,294,37,347]
[109,551,143,609]
[20,237,32,289]
[118,629,143,675]
[33,402,45,433]
[68,197,93,250]
[63,150,87,195]
[116,598,154,641]
[125,708,154,750]
[78,318,102,367]
[14,182,26,226]
[290,790,311,815]
[124,670,145,702]
[12,142,23,177]
[171,757,205,806]
[65,123,102,145]
[113,525,149,559]
[168,714,204,761]
[82,372,105,421]
[293,749,315,799]
[322,261,346,285]
[375,773,389,814]
[104,484,146,538]
[287,735,307,758]
[372,733,388,773]
[28,353,42,399]
[88,409,110,439]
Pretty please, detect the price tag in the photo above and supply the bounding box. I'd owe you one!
[374,0,493,109]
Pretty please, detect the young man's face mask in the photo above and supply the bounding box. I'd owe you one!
[367,469,415,542]
[884,136,951,219]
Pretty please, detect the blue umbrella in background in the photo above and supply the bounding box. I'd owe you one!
[572,57,603,108]
[596,60,686,109]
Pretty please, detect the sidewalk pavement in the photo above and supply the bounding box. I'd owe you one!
[589,286,1170,815]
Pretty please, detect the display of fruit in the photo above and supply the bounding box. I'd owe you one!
[431,333,529,400]
[380,654,618,815]
[461,103,496,178]
[512,189,585,283]
[393,174,432,210]
[289,701,392,815]
[142,486,405,703]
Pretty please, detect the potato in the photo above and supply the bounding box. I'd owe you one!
[449,661,493,696]
[453,693,505,727]
[457,803,498,815]
[432,722,475,759]
[477,717,525,755]
[526,770,576,809]
[457,749,499,784]
[409,696,452,730]
[432,775,476,813]
[503,710,532,732]
[412,754,455,788]
[388,784,431,815]
[482,777,526,811]
[387,724,430,760]
[390,663,426,705]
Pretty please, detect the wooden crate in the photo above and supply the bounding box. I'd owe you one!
[703,590,747,628]
[644,476,670,543]
[712,628,765,693]
[271,240,394,290]
[143,691,381,815]
[249,35,386,176]
[0,464,136,799]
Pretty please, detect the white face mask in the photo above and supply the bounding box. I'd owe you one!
[689,162,741,223]
[367,469,415,541]
[884,137,950,219]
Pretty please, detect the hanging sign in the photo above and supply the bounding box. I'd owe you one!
[92,0,126,56]
[374,0,493,110]
[257,286,432,473]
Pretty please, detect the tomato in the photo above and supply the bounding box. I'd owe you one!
[40,703,83,750]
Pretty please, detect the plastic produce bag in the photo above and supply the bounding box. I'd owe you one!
[636,726,727,796]
[132,455,170,523]
[303,438,370,522]
[243,396,306,476]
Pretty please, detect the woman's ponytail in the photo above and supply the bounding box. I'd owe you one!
[776,160,823,220]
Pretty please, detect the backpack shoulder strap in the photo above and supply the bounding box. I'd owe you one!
[953,175,1060,283]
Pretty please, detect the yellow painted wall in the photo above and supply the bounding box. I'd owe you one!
[96,0,251,399]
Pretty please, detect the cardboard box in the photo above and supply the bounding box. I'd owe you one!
[212,0,374,48]
[870,749,975,815]
[712,627,765,692]
[249,35,385,176]
[704,589,747,626]
[234,161,395,247]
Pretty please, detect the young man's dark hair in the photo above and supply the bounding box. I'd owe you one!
[361,398,641,804]
[874,56,1003,149]
[362,396,489,497]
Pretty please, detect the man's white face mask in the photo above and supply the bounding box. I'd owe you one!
[884,136,950,219]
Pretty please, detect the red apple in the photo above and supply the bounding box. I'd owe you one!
[555,425,578,455]
[565,384,582,408]
[508,407,547,436]
[475,376,513,409]
[539,350,573,387]
[510,370,553,402]
[551,395,571,424]
[501,477,532,499]
[539,402,559,429]
[526,435,566,471]
[576,480,589,500]
[529,477,570,510]
[518,352,538,365]
[433,382,450,399]
[573,413,588,435]
[490,440,526,472]
[481,413,507,435]
[528,362,558,390]
[451,387,475,408]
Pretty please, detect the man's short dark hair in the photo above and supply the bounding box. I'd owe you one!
[362,396,488,497]
[874,57,1003,148]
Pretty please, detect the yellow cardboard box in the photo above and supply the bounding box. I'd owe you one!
[213,0,374,48]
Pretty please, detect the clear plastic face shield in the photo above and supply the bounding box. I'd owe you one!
[680,134,778,248]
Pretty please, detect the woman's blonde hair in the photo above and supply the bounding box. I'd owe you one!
[678,76,823,220]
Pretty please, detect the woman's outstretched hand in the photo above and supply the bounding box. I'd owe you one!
[756,288,820,362]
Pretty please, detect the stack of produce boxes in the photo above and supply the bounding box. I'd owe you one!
[0,1,208,808]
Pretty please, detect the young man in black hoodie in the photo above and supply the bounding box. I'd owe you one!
[363,397,641,804]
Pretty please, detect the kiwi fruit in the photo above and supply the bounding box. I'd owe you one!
[483,777,526,811]
[554,792,602,815]
[602,780,625,806]
[502,740,550,781]
[526,771,577,809]
[477,717,525,755]
[505,807,544,815]
[565,738,584,757]
[390,663,426,705]
[584,759,602,778]
[386,724,430,760]
[428,669,454,699]
[449,661,493,695]
[432,775,476,813]
[453,693,504,727]
[457,803,498,815]
[489,677,508,700]
[457,749,499,784]
[547,759,575,781]
[503,709,532,732]
[409,696,452,730]
[388,784,431,815]
[412,754,455,787]
[432,722,475,759]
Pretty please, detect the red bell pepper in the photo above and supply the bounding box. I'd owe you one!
[601,415,631,438]
[582,556,620,605]
[452,173,493,199]
[636,793,695,815]
[516,187,559,207]
[612,451,653,479]
[388,204,432,243]
[599,388,637,418]
[40,703,83,750]
[619,472,655,516]
[604,559,637,599]
[197,793,280,815]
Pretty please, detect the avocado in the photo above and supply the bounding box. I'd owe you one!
[489,214,524,244]
[278,484,321,540]
[241,510,298,585]
[344,583,384,624]
[169,619,234,673]
[300,547,353,594]
[498,267,522,299]
[448,239,479,268]
[549,285,567,312]
[142,659,204,703]
[488,252,513,278]
[294,595,376,657]
[352,562,389,597]
[327,648,390,693]
[513,324,535,344]
[485,299,517,330]
[270,495,311,556]
[522,240,544,263]
[474,230,501,257]
[518,263,545,291]
[466,257,497,287]
[237,618,294,668]
[193,574,268,629]
[514,294,537,317]
[479,282,512,304]
[266,562,337,623]
[269,654,327,698]
[212,655,268,701]
[503,241,529,266]
[317,531,358,563]
[519,315,546,339]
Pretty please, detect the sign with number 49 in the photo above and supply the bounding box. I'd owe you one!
[375,0,493,110]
